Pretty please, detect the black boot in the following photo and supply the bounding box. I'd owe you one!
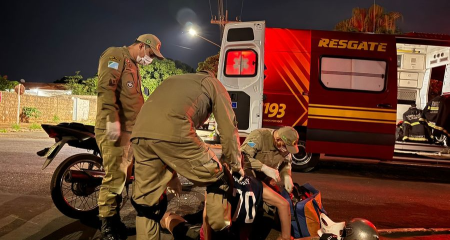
[100,216,120,240]
[100,214,128,240]
[114,195,128,240]
[114,212,128,240]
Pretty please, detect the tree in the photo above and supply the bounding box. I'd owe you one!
[172,59,195,73]
[197,53,220,75]
[0,75,19,91]
[335,4,403,34]
[140,59,192,99]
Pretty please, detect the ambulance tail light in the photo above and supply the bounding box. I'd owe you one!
[225,49,257,76]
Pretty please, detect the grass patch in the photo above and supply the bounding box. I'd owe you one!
[0,129,7,133]
[53,115,60,123]
[29,123,42,130]
[12,124,20,131]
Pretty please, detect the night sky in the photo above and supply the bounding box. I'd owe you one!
[1,0,449,83]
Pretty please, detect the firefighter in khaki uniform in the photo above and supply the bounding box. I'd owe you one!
[130,71,244,240]
[241,127,299,240]
[95,34,164,240]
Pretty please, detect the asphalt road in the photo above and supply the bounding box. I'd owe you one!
[0,132,449,240]
[295,160,450,229]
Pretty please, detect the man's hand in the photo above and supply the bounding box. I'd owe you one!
[236,168,245,181]
[106,121,121,141]
[282,174,294,193]
[261,164,281,182]
[167,176,182,197]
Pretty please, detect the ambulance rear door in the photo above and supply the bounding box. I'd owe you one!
[217,21,265,133]
[306,31,398,160]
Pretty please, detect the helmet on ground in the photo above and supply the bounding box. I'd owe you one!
[343,218,379,240]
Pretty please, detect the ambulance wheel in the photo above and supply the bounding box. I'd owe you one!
[291,141,319,172]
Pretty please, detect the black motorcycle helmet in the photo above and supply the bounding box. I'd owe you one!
[342,218,379,240]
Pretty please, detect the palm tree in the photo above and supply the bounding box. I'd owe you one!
[351,7,368,32]
[335,4,402,34]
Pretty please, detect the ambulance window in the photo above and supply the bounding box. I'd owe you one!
[320,57,386,92]
[227,28,254,42]
[224,49,257,77]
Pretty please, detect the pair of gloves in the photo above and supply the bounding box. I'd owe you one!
[261,164,294,193]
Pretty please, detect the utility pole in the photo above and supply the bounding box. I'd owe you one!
[14,81,25,125]
[219,0,225,41]
[211,0,240,42]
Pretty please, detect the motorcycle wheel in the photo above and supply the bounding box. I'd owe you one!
[50,153,103,219]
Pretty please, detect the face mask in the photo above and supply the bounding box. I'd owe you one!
[137,46,154,66]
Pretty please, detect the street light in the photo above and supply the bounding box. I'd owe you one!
[188,28,221,48]
[188,28,197,36]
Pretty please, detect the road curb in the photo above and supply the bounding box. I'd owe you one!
[379,228,450,237]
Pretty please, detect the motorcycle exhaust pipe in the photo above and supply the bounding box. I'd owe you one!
[65,169,105,183]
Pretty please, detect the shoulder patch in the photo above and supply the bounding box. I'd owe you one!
[127,81,134,88]
[108,61,119,70]
[247,141,256,148]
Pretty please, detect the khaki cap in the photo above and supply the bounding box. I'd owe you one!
[277,126,299,154]
[136,34,164,60]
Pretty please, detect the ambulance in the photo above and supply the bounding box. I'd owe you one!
[216,21,450,171]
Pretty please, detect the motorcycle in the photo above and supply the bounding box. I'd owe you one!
[37,122,196,219]
[37,122,121,219]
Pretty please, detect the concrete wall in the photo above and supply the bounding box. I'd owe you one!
[0,91,97,124]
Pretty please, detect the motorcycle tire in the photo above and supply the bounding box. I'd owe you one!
[50,153,103,219]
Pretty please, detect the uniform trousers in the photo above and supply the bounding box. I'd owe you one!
[95,129,133,217]
[132,138,231,240]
